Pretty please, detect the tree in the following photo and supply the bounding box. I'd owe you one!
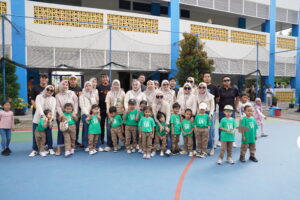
[176,33,214,85]
[0,59,20,104]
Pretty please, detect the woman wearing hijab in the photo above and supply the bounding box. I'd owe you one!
[124,79,147,110]
[90,77,99,104]
[177,77,198,99]
[177,83,197,116]
[79,81,98,151]
[159,80,176,110]
[55,80,78,156]
[144,80,157,107]
[105,79,126,115]
[29,85,56,157]
[196,82,215,156]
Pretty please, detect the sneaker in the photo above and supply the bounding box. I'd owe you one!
[209,148,215,156]
[98,147,104,152]
[104,147,112,152]
[180,150,187,155]
[117,146,121,150]
[165,149,171,156]
[143,154,147,159]
[93,149,97,154]
[127,149,132,154]
[227,157,235,164]
[196,152,201,157]
[85,148,89,152]
[39,151,48,157]
[249,156,258,162]
[261,134,268,137]
[138,149,143,153]
[65,151,72,157]
[199,153,207,158]
[216,141,221,147]
[193,150,197,155]
[6,148,12,154]
[233,142,237,148]
[136,145,139,150]
[131,148,136,153]
[89,150,94,155]
[240,156,246,162]
[29,151,38,157]
[48,149,55,155]
[113,148,118,153]
[151,152,156,157]
[188,152,193,157]
[217,158,223,165]
[160,151,164,156]
[1,149,9,156]
[71,149,75,154]
[146,154,151,159]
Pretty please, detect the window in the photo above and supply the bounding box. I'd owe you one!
[119,0,131,10]
[133,2,151,12]
[181,9,190,18]
[160,6,169,15]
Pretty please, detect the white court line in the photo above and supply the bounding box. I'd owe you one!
[297,136,300,150]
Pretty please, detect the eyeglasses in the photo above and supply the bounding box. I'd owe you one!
[187,80,193,83]
[156,95,163,99]
[198,87,206,89]
[223,79,231,82]
[46,88,54,93]
[184,87,191,90]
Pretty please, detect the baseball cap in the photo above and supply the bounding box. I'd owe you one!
[69,75,77,79]
[40,73,48,78]
[224,105,234,111]
[128,99,137,105]
[199,103,207,110]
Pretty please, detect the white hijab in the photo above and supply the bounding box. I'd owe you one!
[82,81,94,99]
[131,79,142,97]
[110,79,122,99]
[42,85,55,110]
[197,82,214,102]
[58,80,71,95]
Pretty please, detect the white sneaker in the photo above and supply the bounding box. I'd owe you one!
[48,149,55,155]
[227,157,235,164]
[165,149,171,155]
[89,150,96,155]
[136,145,139,150]
[143,154,147,159]
[39,151,47,157]
[65,151,72,157]
[217,158,223,165]
[98,147,104,152]
[93,149,97,154]
[209,148,215,156]
[193,150,197,156]
[233,142,237,148]
[85,148,89,152]
[160,151,164,156]
[188,152,193,157]
[151,152,156,157]
[29,151,38,157]
[138,149,143,154]
[70,149,75,154]
[217,141,221,147]
[104,147,112,152]
[127,149,132,154]
[131,148,136,153]
[180,150,187,155]
[146,154,151,159]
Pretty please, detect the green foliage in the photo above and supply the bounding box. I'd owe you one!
[11,98,28,109]
[176,33,214,85]
[290,97,296,104]
[0,59,20,104]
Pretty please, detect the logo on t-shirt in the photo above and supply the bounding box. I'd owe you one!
[198,118,205,125]
[184,123,191,130]
[130,114,135,120]
[226,123,233,130]
[249,122,255,129]
[143,121,150,127]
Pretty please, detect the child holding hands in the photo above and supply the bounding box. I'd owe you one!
[180,109,194,157]
[86,104,101,155]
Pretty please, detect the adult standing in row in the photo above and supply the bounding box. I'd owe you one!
[29,85,56,157]
[138,74,147,92]
[55,80,78,156]
[159,80,176,110]
[90,77,99,104]
[124,79,147,110]
[218,76,239,147]
[169,77,179,98]
[177,83,197,116]
[144,80,157,107]
[68,75,82,146]
[30,74,49,116]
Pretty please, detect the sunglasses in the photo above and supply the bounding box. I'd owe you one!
[223,79,231,82]
[156,95,163,99]
[198,87,206,89]
[184,87,191,90]
[46,88,54,93]
[187,80,193,83]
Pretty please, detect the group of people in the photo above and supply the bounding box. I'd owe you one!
[0,72,268,164]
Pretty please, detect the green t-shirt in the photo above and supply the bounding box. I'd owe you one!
[181,119,194,137]
[155,122,168,136]
[219,117,237,142]
[137,111,144,131]
[110,115,123,128]
[138,116,156,133]
[88,115,101,134]
[194,114,211,128]
[240,116,258,144]
[124,109,138,126]
[37,118,47,131]
[170,114,181,135]
[64,112,75,125]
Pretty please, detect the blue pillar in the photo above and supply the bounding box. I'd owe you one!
[238,17,246,29]
[151,71,160,81]
[168,0,180,78]
[291,13,300,103]
[264,0,276,89]
[261,22,266,32]
[11,0,27,102]
[151,3,160,16]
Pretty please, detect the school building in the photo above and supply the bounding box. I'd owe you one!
[0,0,299,102]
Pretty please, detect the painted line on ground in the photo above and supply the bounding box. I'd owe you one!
[174,156,196,200]
[297,136,300,150]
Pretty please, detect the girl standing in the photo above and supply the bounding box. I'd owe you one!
[86,104,101,155]
[0,101,14,156]
[253,98,268,137]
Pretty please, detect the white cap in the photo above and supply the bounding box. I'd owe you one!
[199,103,207,110]
[70,75,77,79]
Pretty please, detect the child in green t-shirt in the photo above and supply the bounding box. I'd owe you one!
[61,103,77,157]
[136,100,147,153]
[170,103,181,154]
[180,109,194,157]
[217,105,237,165]
[138,106,156,159]
[86,104,101,155]
[35,109,53,157]
[194,103,211,158]
[109,106,125,153]
[152,112,169,157]
[239,105,259,163]
[123,99,138,154]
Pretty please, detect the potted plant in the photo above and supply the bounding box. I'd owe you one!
[11,98,28,116]
[289,97,296,108]
[272,96,278,106]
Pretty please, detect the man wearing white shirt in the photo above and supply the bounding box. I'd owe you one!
[265,85,274,107]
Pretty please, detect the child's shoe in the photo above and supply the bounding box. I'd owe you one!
[48,149,55,155]
[193,150,197,155]
[40,151,48,157]
[165,149,171,156]
[180,150,187,155]
[28,150,38,157]
[6,148,12,154]
[188,152,193,157]
[71,149,75,154]
[143,154,147,159]
[127,149,132,154]
[113,148,118,153]
[160,151,164,157]
[209,148,215,156]
[249,156,258,162]
[146,154,151,159]
[199,153,207,158]
[131,148,136,153]
[217,158,223,165]
[227,157,235,164]
[89,150,96,155]
[138,149,143,153]
[65,151,72,157]
[232,142,237,148]
[151,151,156,157]
[104,147,112,152]
[85,148,89,152]
[98,147,104,152]
[1,149,9,156]
[239,156,246,162]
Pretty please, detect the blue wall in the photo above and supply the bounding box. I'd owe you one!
[151,3,160,16]
[238,18,246,29]
[11,0,27,102]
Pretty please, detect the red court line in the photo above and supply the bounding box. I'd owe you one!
[174,156,196,200]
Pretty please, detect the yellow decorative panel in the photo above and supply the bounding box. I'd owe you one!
[0,1,7,15]
[107,14,158,34]
[191,24,229,42]
[34,6,103,28]
[231,30,266,46]
[276,91,294,102]
[277,37,296,50]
